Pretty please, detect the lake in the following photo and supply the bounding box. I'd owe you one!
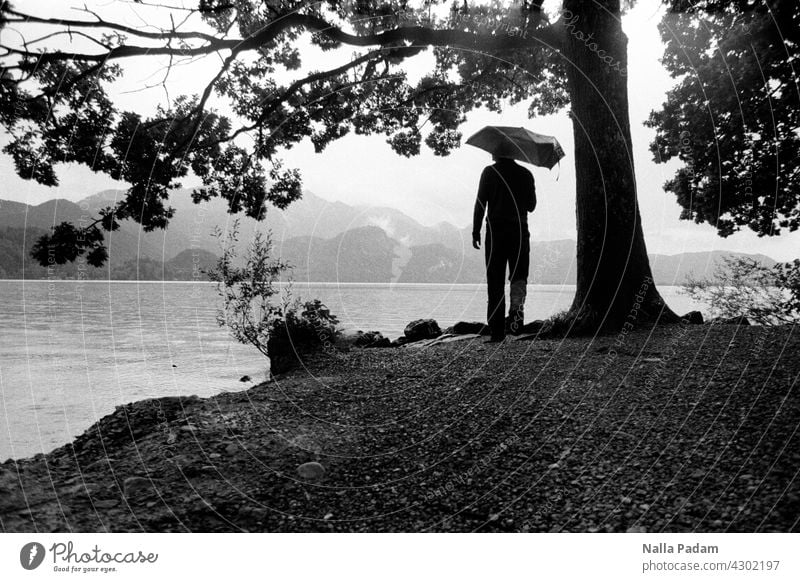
[0,280,705,460]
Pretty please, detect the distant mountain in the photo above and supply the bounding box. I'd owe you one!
[77,188,470,260]
[397,239,578,284]
[277,226,399,283]
[0,191,780,284]
[648,250,777,285]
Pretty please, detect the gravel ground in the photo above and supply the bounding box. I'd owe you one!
[1,323,798,532]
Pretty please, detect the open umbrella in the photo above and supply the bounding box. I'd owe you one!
[465,126,565,169]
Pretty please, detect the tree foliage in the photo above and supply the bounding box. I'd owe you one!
[647,0,799,237]
[1,0,566,266]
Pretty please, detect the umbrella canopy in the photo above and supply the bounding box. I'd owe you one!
[465,126,565,169]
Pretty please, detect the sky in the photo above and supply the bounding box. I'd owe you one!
[1,0,798,261]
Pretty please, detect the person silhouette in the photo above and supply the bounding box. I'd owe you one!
[472,152,537,342]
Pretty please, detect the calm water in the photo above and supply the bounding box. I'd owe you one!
[0,280,704,460]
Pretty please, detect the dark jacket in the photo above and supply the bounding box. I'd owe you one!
[472,159,536,239]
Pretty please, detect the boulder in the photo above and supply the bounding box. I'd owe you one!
[681,311,704,324]
[353,331,391,348]
[334,329,363,351]
[403,319,442,342]
[444,321,488,335]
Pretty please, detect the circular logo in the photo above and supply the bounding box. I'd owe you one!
[20,542,46,570]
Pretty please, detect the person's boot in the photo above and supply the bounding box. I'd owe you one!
[509,279,527,335]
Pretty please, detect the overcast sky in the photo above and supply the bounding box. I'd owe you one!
[1,0,798,260]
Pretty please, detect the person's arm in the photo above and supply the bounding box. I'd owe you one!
[472,168,491,248]
[527,171,537,213]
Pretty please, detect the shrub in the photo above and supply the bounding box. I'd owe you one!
[207,221,340,374]
[682,256,800,325]
[267,299,340,374]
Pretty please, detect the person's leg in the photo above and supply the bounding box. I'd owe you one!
[485,226,507,340]
[508,227,530,334]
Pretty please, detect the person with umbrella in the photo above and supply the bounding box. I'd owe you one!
[468,126,564,342]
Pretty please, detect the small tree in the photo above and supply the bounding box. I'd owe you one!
[682,256,800,325]
[207,221,341,374]
[207,220,291,358]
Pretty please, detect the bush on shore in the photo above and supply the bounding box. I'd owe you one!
[207,221,339,374]
[683,256,800,325]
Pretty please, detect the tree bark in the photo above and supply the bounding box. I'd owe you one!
[561,0,678,333]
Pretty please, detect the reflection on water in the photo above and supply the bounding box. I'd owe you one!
[0,280,704,460]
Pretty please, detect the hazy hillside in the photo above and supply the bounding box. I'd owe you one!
[79,188,469,260]
[0,192,782,284]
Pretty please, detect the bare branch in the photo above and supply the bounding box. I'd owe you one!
[4,7,220,44]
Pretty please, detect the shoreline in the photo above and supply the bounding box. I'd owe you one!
[1,323,797,532]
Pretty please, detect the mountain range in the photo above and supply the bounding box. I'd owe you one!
[0,189,777,284]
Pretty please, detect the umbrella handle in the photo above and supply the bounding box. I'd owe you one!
[555,160,560,181]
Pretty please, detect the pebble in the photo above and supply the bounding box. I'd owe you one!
[123,477,153,499]
[297,462,326,480]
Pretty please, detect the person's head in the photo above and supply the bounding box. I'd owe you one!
[493,142,516,161]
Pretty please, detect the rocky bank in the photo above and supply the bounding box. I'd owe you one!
[1,323,798,532]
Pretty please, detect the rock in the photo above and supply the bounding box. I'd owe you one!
[681,311,704,324]
[224,444,239,456]
[93,499,120,509]
[403,337,441,350]
[123,476,153,499]
[297,462,326,480]
[403,319,442,342]
[353,331,391,348]
[435,334,482,344]
[334,329,363,351]
[444,321,487,335]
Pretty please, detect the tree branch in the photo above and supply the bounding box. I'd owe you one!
[3,12,563,66]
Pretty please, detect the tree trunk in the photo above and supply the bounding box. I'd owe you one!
[561,0,678,333]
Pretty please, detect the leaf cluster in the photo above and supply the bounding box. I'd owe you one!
[647,0,800,237]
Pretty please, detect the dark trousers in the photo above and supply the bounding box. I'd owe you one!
[485,222,530,337]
